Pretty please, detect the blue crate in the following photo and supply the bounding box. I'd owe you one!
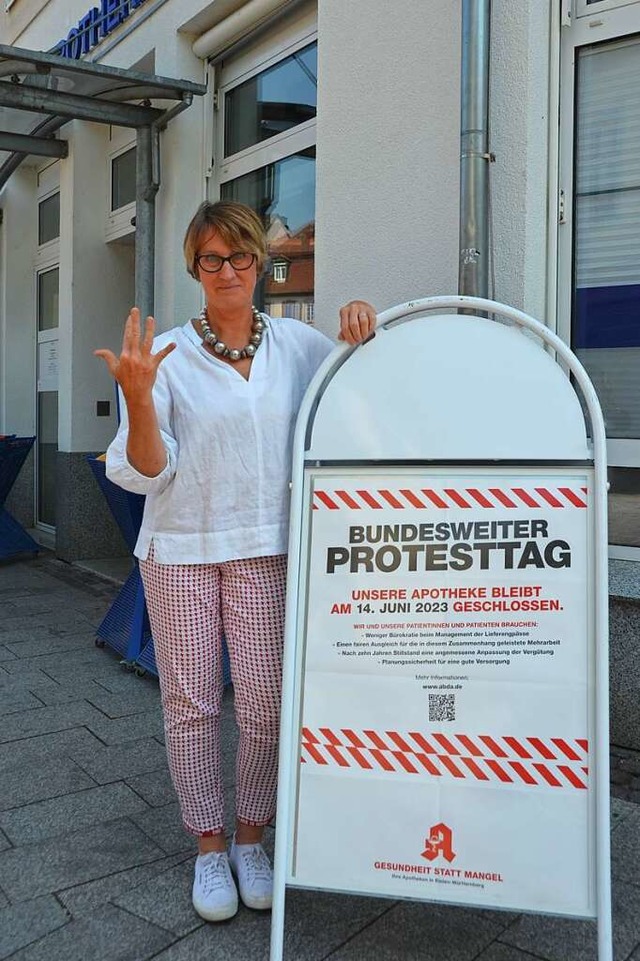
[0,436,39,560]
[88,456,150,665]
[95,564,153,664]
[88,455,231,683]
[87,456,144,554]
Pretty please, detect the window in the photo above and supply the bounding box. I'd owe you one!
[221,149,315,322]
[111,146,136,210]
[272,260,289,283]
[572,39,640,442]
[38,192,60,245]
[577,1,639,14]
[37,267,59,332]
[224,42,317,156]
[217,29,317,323]
[106,131,136,241]
[559,5,640,555]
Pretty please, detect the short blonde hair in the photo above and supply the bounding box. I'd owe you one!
[183,201,268,279]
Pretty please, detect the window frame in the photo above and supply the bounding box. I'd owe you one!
[558,0,640,557]
[110,144,137,213]
[214,21,317,189]
[221,36,318,163]
[576,0,640,17]
[106,132,136,242]
[212,15,318,323]
[37,188,60,249]
[272,260,289,284]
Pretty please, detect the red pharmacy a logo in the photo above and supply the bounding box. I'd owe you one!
[422,822,456,863]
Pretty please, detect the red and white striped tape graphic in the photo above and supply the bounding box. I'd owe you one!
[300,728,589,790]
[312,486,588,511]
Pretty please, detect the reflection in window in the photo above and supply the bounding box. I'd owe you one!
[572,40,640,440]
[272,260,289,283]
[38,268,59,332]
[111,146,136,210]
[38,193,60,245]
[573,38,640,549]
[221,148,315,323]
[608,468,640,548]
[225,42,317,157]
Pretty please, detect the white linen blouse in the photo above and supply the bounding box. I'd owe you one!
[105,314,334,564]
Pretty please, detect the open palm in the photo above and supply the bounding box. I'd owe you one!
[94,307,176,402]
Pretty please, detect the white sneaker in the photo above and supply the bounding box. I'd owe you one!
[192,851,238,922]
[229,838,273,910]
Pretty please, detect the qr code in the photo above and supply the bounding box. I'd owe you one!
[429,693,456,722]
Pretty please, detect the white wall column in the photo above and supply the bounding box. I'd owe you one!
[0,167,37,437]
[314,0,461,329]
[489,0,552,319]
[58,121,134,454]
[54,121,134,559]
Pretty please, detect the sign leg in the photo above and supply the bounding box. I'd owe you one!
[269,864,286,961]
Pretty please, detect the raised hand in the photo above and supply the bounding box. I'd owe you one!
[94,307,176,404]
[338,300,377,345]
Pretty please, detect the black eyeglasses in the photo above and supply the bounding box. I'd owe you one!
[195,252,256,273]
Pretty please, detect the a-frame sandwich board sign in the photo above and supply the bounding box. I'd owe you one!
[271,296,611,961]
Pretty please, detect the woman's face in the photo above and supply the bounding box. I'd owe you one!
[196,228,258,316]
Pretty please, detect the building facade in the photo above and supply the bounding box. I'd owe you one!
[0,0,638,575]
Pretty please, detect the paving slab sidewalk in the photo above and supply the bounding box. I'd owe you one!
[0,553,638,961]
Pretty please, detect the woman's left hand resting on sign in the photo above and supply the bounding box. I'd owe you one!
[338,300,377,345]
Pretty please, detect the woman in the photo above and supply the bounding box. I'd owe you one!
[96,201,376,923]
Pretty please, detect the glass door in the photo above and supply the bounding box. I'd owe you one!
[36,265,59,530]
[559,5,640,555]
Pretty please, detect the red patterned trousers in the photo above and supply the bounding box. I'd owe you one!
[140,548,287,836]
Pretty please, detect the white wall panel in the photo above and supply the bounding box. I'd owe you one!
[314,0,460,334]
[489,0,551,321]
[0,168,37,436]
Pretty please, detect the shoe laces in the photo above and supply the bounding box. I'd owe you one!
[198,852,233,896]
[237,844,272,884]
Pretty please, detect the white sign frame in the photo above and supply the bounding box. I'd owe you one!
[271,296,611,960]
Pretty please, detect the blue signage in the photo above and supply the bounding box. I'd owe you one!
[51,0,148,59]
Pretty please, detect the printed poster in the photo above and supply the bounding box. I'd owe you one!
[291,469,595,917]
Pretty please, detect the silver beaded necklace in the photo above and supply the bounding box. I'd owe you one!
[198,305,264,361]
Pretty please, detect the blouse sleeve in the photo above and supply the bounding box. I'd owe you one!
[105,367,178,496]
[305,325,336,373]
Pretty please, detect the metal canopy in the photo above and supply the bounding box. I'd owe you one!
[0,43,206,187]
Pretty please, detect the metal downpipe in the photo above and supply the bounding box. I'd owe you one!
[135,125,156,321]
[133,96,192,320]
[458,0,491,299]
